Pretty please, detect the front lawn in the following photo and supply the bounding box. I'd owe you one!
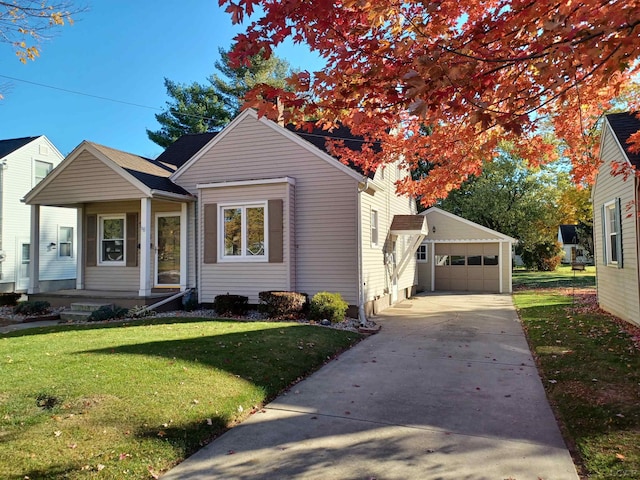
[514,286,640,479]
[0,318,362,479]
[513,264,596,289]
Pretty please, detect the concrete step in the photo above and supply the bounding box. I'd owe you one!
[70,302,114,312]
[60,310,93,322]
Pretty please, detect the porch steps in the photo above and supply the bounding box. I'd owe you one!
[60,302,114,322]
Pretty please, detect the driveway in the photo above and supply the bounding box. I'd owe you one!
[162,293,579,480]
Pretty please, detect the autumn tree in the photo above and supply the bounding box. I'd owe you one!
[0,1,78,63]
[220,0,640,204]
[147,47,292,148]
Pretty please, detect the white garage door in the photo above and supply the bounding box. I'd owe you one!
[434,243,500,292]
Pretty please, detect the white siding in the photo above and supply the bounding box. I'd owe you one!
[1,136,77,290]
[360,162,418,308]
[593,125,640,326]
[176,114,360,305]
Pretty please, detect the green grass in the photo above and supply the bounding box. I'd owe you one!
[514,287,640,479]
[0,318,362,479]
[513,264,596,289]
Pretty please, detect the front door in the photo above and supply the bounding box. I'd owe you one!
[155,214,181,286]
[16,241,30,291]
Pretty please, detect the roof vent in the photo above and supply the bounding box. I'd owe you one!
[39,145,49,156]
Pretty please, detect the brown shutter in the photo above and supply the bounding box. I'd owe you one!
[86,214,97,267]
[126,212,139,267]
[204,204,217,263]
[268,199,283,263]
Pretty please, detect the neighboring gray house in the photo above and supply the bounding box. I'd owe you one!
[0,136,77,293]
[23,110,426,315]
[592,112,640,327]
[416,207,515,294]
[557,224,591,264]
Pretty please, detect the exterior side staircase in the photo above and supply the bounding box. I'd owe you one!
[60,302,114,322]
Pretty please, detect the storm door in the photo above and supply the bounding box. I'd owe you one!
[155,214,181,286]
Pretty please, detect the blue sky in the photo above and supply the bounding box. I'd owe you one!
[0,1,322,159]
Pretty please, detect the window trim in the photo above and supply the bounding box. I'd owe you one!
[603,199,621,267]
[34,159,53,185]
[416,244,428,262]
[58,226,74,259]
[98,215,126,266]
[218,202,268,262]
[371,209,379,247]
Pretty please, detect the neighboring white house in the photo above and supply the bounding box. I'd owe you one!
[0,136,77,293]
[23,110,425,316]
[592,112,640,327]
[557,224,591,264]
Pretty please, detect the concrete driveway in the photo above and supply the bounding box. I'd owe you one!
[162,293,579,480]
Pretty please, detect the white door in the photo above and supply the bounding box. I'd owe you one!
[16,241,30,291]
[390,238,398,304]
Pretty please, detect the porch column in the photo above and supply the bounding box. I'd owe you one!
[139,197,152,296]
[76,205,84,289]
[180,202,188,291]
[28,205,40,294]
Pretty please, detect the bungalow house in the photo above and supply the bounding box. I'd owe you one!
[415,207,515,294]
[0,136,77,293]
[23,109,427,316]
[592,112,640,327]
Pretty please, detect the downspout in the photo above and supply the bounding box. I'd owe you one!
[0,159,4,280]
[357,177,369,326]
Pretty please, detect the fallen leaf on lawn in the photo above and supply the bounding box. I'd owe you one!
[148,466,159,479]
[206,418,213,425]
[68,443,77,449]
[97,464,105,471]
[119,453,131,461]
[54,430,62,437]
[616,453,625,460]
[157,430,166,437]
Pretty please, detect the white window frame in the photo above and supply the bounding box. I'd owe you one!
[416,244,428,262]
[371,209,379,246]
[98,215,126,266]
[604,200,619,266]
[219,202,268,262]
[34,159,53,185]
[58,226,73,258]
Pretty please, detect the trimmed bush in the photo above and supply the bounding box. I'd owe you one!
[213,294,248,316]
[87,305,128,322]
[0,293,21,307]
[14,301,51,316]
[309,292,348,324]
[258,291,307,319]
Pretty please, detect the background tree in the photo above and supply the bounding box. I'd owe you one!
[220,0,640,204]
[436,146,587,270]
[0,1,79,63]
[147,47,292,148]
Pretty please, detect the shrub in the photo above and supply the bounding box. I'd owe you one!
[213,294,248,316]
[87,305,128,322]
[14,301,51,316]
[258,291,308,319]
[520,240,563,271]
[309,292,349,324]
[0,293,21,306]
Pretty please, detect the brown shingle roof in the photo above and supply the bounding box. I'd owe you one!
[89,142,175,177]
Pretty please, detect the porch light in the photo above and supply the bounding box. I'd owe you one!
[432,226,436,233]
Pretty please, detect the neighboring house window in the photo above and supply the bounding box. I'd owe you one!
[58,226,73,258]
[34,160,53,185]
[371,210,379,246]
[221,204,266,260]
[99,216,125,264]
[603,199,622,267]
[416,244,427,262]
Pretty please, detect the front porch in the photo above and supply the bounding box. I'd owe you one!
[29,288,184,311]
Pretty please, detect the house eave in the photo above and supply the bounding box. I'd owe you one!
[150,190,196,202]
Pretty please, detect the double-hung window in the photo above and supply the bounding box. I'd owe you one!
[603,199,622,267]
[58,226,73,258]
[371,210,379,246]
[99,215,125,264]
[221,204,266,260]
[34,160,53,185]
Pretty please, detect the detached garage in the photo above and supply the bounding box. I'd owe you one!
[416,208,515,294]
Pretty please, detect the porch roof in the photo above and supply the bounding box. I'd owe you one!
[389,215,429,235]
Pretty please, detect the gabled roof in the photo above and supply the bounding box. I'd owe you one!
[558,224,578,244]
[89,142,175,176]
[605,112,640,169]
[420,207,516,242]
[285,124,378,178]
[0,136,39,158]
[155,133,218,169]
[389,215,429,235]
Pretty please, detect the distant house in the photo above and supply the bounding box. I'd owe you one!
[0,136,77,293]
[557,224,590,264]
[416,207,515,293]
[592,112,640,327]
[23,109,426,316]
